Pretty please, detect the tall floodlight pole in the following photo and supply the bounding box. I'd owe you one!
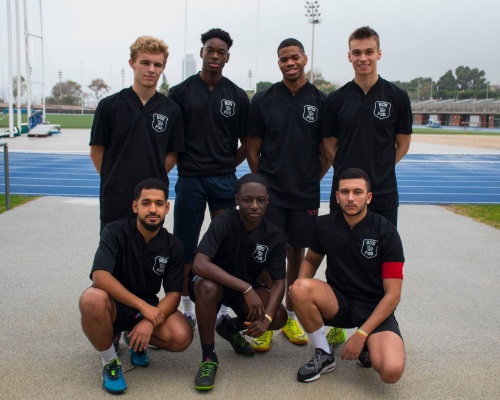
[7,0,15,137]
[248,69,253,90]
[305,1,321,84]
[23,0,32,130]
[58,70,63,97]
[15,0,22,131]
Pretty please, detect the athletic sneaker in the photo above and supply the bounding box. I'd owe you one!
[102,358,127,394]
[357,347,372,368]
[112,332,121,353]
[282,318,308,345]
[183,313,197,329]
[194,358,218,391]
[297,347,336,383]
[251,330,273,352]
[215,315,254,356]
[122,331,150,367]
[326,327,347,345]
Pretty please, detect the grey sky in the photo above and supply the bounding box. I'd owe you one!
[1,0,498,101]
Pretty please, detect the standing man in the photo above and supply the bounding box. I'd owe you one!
[90,36,184,234]
[190,173,287,391]
[247,38,329,351]
[322,27,411,345]
[323,26,412,227]
[290,168,406,384]
[79,178,193,394]
[168,28,250,328]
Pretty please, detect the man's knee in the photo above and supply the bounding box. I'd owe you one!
[288,278,314,304]
[194,279,222,303]
[79,287,110,315]
[378,362,404,384]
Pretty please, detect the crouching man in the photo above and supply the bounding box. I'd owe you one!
[79,178,193,394]
[290,168,405,384]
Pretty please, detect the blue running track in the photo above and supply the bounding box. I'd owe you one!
[1,152,500,204]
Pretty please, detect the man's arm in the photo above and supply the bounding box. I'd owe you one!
[395,134,411,164]
[164,151,178,174]
[90,145,105,175]
[341,278,403,360]
[235,137,247,166]
[318,140,331,180]
[298,249,325,279]
[323,137,338,166]
[92,270,164,327]
[246,136,262,173]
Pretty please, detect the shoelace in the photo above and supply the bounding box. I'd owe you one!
[230,332,248,349]
[104,362,121,380]
[288,320,304,336]
[198,361,217,377]
[254,331,272,344]
[309,351,326,370]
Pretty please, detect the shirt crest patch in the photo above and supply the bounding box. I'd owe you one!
[303,105,318,123]
[220,99,236,117]
[361,239,378,259]
[252,244,268,263]
[373,101,391,120]
[153,256,169,275]
[152,113,168,132]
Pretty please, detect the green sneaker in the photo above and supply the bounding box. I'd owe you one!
[282,318,308,345]
[216,315,254,356]
[102,358,127,394]
[326,327,347,345]
[251,330,273,352]
[194,358,218,391]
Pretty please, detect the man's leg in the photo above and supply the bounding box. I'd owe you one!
[192,277,224,391]
[79,288,127,394]
[366,331,405,383]
[289,278,339,383]
[149,310,193,352]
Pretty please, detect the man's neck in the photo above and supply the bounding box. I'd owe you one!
[132,84,156,105]
[353,73,379,94]
[136,222,159,244]
[283,76,307,95]
[199,70,223,90]
[343,210,367,230]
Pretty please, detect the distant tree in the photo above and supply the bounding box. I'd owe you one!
[158,73,169,96]
[308,69,336,94]
[436,70,456,92]
[48,79,82,105]
[256,81,273,92]
[13,75,27,98]
[455,66,486,91]
[88,78,110,101]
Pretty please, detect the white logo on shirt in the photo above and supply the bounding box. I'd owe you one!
[373,101,391,120]
[220,99,236,117]
[252,244,268,263]
[361,239,378,259]
[152,113,168,132]
[303,105,318,123]
[153,256,169,275]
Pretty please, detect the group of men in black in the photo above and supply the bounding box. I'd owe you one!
[80,25,412,394]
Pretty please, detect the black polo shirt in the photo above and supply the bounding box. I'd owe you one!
[323,77,412,210]
[311,210,404,307]
[195,209,286,283]
[90,88,184,225]
[91,218,184,301]
[248,81,326,210]
[168,74,250,177]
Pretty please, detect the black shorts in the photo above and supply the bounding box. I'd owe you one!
[188,274,266,318]
[113,297,159,333]
[325,285,402,338]
[264,204,318,248]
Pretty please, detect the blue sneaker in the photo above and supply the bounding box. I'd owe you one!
[123,331,150,367]
[102,358,127,394]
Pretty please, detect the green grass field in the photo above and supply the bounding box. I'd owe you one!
[0,113,94,129]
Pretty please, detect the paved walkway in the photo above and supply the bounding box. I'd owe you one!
[0,131,499,399]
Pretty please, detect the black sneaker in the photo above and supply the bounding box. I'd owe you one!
[297,347,336,382]
[112,332,121,353]
[215,316,254,357]
[194,358,218,391]
[357,347,372,368]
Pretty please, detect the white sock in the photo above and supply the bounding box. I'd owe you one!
[217,304,230,318]
[287,310,297,320]
[100,344,118,366]
[309,326,330,354]
[182,296,194,316]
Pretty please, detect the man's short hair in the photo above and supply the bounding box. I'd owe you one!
[134,178,169,201]
[337,168,371,192]
[348,26,380,50]
[237,173,268,194]
[130,36,169,62]
[201,28,233,49]
[277,38,305,55]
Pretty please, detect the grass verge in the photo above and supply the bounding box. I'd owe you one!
[0,194,39,214]
[443,204,500,229]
